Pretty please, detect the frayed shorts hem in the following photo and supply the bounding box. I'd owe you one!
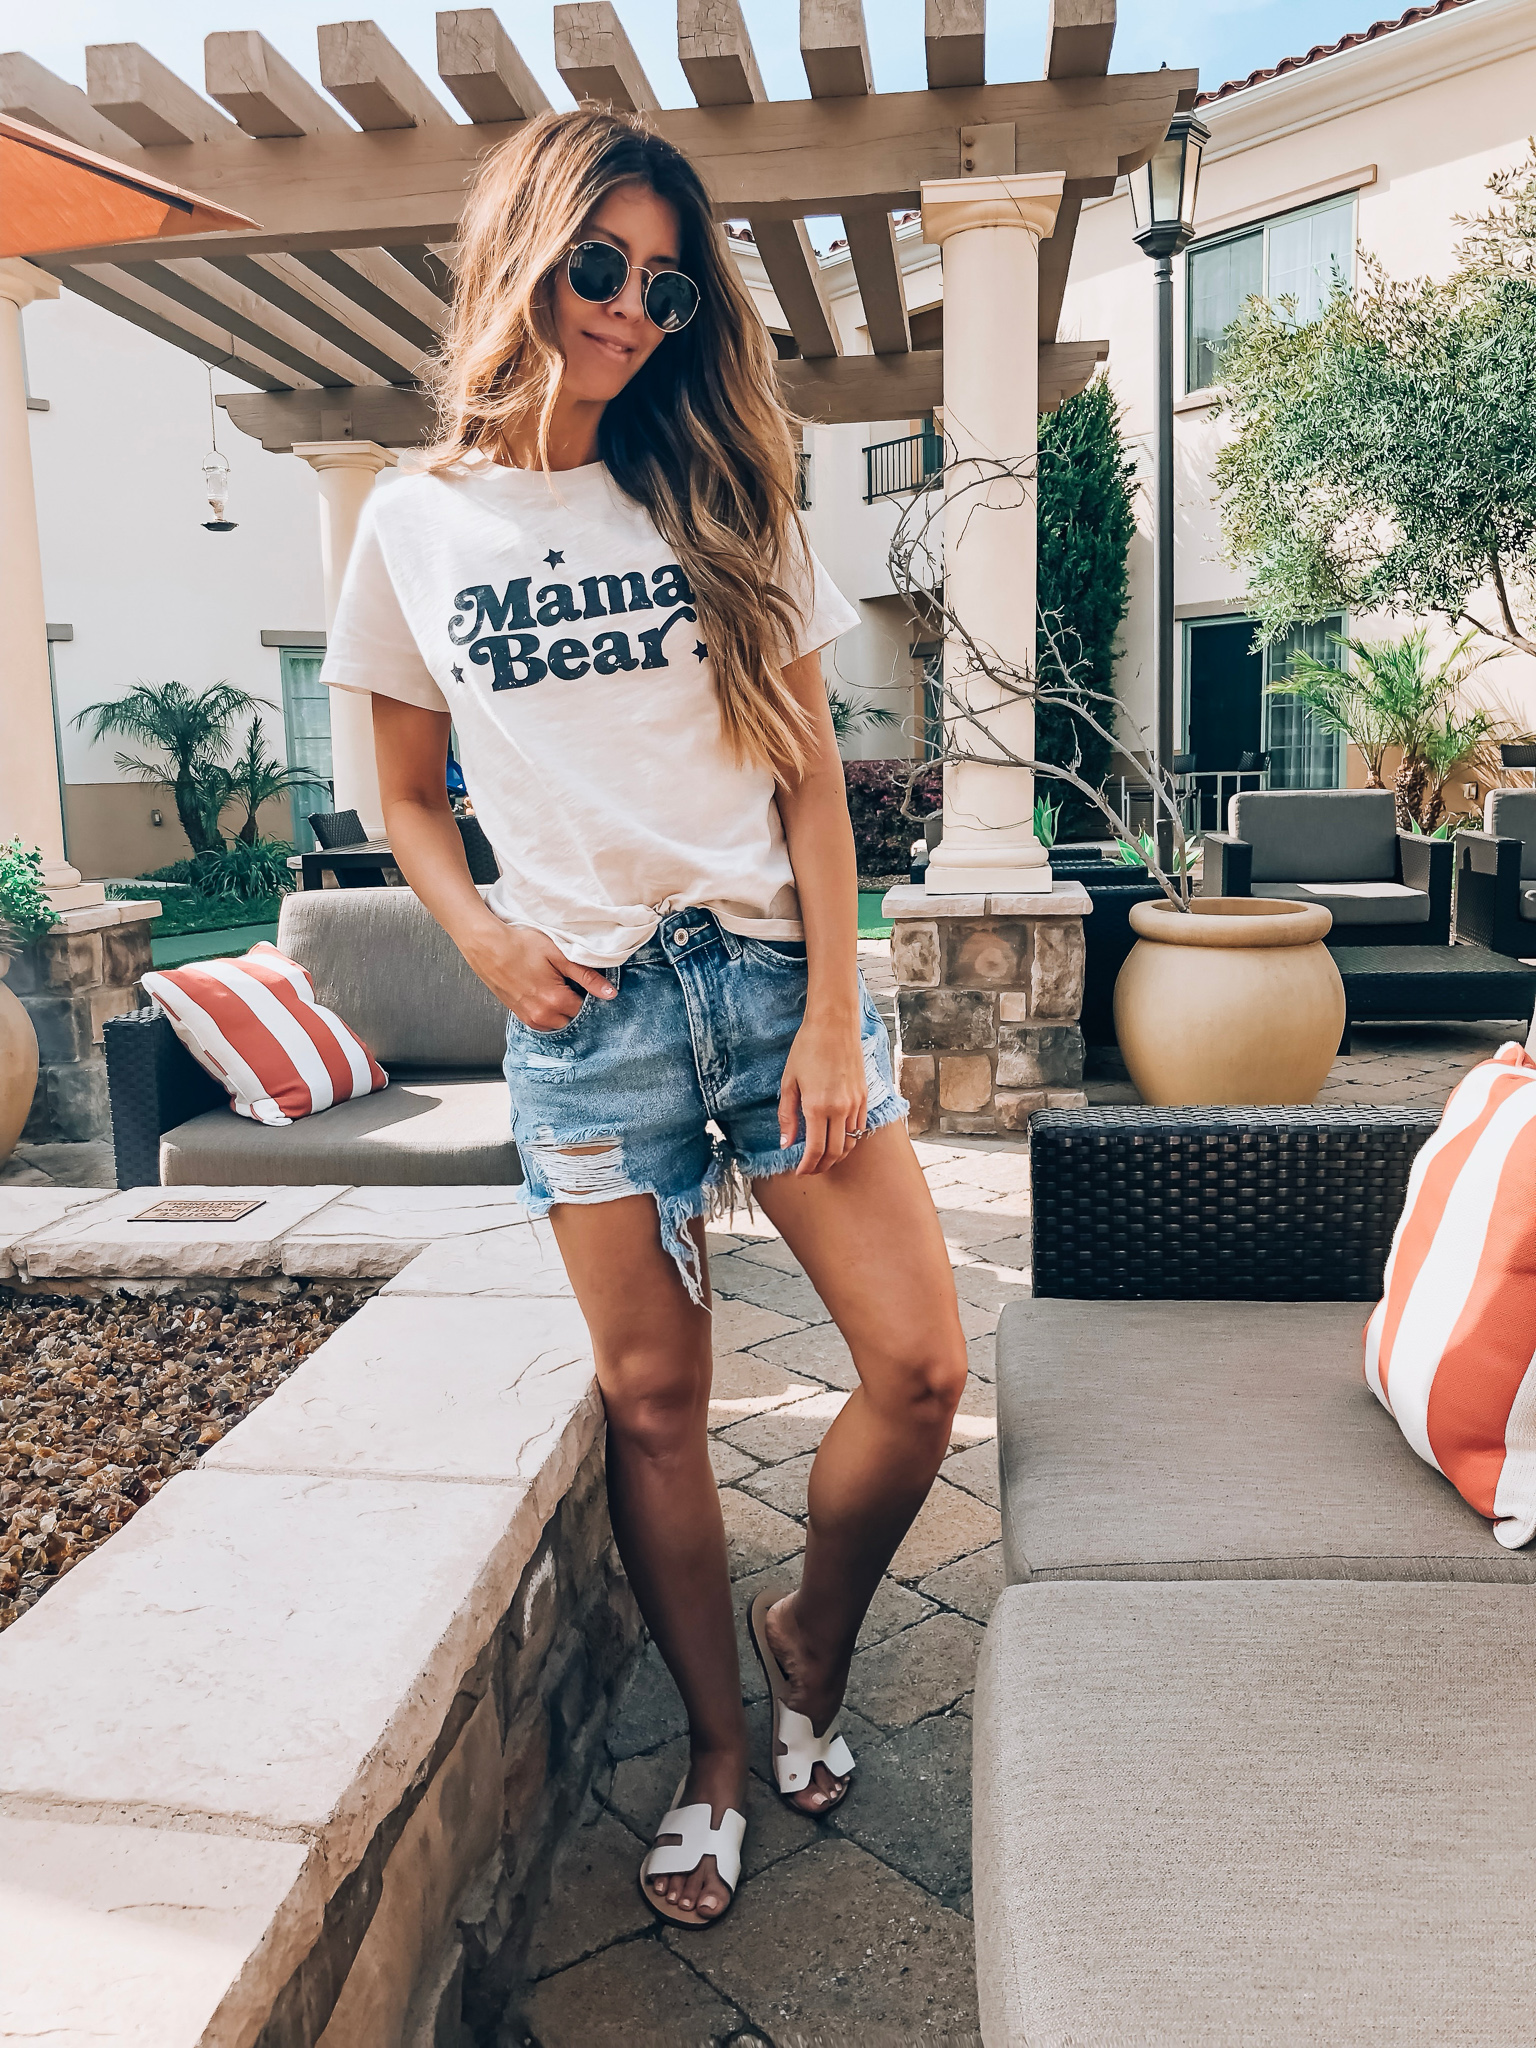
[512,1093,908,1307]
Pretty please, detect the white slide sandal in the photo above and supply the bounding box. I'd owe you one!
[638,1776,746,1929]
[747,1588,856,1811]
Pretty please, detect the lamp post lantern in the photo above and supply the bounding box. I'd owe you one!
[1128,111,1209,849]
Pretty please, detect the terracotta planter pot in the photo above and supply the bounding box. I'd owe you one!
[1113,896,1346,1106]
[0,955,40,1163]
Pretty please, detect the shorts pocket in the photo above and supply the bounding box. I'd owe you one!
[741,936,808,967]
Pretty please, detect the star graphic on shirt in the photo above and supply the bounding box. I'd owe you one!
[544,548,564,567]
[450,663,464,684]
[693,641,708,661]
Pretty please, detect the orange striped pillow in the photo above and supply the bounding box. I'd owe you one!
[1364,1041,1536,1548]
[142,942,388,1127]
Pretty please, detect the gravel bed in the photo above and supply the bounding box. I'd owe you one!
[0,1284,373,1632]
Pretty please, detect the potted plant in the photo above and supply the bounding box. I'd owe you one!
[0,841,53,1161]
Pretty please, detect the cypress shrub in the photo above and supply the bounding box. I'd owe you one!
[1036,378,1137,836]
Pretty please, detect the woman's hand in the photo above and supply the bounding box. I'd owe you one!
[778,1008,868,1174]
[464,922,616,1032]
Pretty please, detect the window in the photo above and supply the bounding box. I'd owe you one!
[1265,616,1345,791]
[278,648,334,851]
[915,644,944,761]
[1185,192,1355,392]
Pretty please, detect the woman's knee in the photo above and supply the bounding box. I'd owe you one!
[864,1331,969,1428]
[598,1345,709,1460]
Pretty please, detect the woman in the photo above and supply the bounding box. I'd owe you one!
[322,108,967,1929]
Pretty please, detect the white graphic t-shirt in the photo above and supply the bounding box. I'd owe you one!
[321,456,859,967]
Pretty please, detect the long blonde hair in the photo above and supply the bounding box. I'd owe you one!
[427,107,815,779]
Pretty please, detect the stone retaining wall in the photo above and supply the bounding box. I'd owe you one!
[11,900,159,1143]
[882,882,1091,1135]
[0,1186,641,2048]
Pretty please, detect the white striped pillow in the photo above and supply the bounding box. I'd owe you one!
[1364,1040,1536,1548]
[142,942,388,1127]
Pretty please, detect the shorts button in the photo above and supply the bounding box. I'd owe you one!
[672,928,691,945]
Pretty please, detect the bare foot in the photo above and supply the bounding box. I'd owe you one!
[763,1594,853,1815]
[648,1747,747,1920]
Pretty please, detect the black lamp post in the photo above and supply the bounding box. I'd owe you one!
[1128,111,1209,849]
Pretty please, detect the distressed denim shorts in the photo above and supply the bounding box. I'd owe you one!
[503,907,907,1303]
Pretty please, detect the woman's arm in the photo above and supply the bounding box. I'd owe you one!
[774,650,868,1175]
[371,694,615,1031]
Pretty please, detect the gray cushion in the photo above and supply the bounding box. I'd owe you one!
[277,888,508,1069]
[161,1076,521,1187]
[1252,879,1430,924]
[1522,889,1536,923]
[1229,788,1398,883]
[995,1300,1531,1582]
[1487,788,1536,879]
[973,1580,1536,2047]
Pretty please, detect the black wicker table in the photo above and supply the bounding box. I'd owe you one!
[1031,1106,1439,1302]
[1332,943,1536,1050]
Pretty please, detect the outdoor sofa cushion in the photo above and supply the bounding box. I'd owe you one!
[161,1074,520,1187]
[277,886,508,1070]
[973,1578,1536,2047]
[1228,787,1398,883]
[142,942,388,1125]
[1251,879,1429,924]
[1487,787,1536,878]
[1522,889,1536,922]
[995,1299,1533,1583]
[1365,1041,1536,1548]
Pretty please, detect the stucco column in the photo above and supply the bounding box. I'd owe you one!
[0,260,100,908]
[919,175,1064,896]
[292,441,397,838]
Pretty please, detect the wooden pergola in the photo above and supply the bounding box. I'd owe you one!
[2,1,1196,450]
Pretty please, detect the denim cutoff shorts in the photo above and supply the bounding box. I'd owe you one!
[503,907,907,1302]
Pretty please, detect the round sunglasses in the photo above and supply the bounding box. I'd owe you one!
[565,239,700,333]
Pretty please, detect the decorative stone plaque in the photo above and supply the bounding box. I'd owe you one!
[131,1199,267,1223]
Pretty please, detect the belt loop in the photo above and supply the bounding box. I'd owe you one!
[712,911,741,960]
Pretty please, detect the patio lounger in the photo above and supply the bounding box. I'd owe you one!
[976,1107,1535,2043]
[1202,788,1452,947]
[105,888,521,1188]
[1453,789,1536,958]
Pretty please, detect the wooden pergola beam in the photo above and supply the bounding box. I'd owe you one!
[205,31,351,137]
[28,70,1194,263]
[842,208,910,355]
[677,0,765,107]
[436,9,550,123]
[554,3,659,113]
[317,20,455,131]
[751,219,841,360]
[1045,0,1117,80]
[85,41,241,147]
[211,338,1101,448]
[0,52,141,154]
[925,0,986,91]
[800,0,873,99]
[48,262,296,390]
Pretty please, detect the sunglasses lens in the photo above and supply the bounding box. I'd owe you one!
[567,241,628,303]
[644,270,700,333]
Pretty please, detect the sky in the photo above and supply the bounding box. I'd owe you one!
[1,0,1400,249]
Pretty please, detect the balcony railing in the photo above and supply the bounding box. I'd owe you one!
[863,427,943,504]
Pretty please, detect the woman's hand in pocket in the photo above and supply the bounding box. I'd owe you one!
[464,923,615,1031]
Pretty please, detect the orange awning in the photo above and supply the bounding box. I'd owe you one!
[0,113,259,258]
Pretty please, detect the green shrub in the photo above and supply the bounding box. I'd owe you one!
[189,840,297,903]
[0,840,58,956]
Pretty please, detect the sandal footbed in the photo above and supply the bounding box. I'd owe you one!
[746,1589,854,1814]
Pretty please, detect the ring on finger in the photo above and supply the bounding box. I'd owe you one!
[845,1126,868,1142]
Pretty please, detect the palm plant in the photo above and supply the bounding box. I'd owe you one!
[827,686,900,743]
[1270,628,1498,831]
[207,716,319,846]
[72,681,269,854]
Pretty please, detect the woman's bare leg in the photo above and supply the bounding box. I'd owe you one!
[750,1122,968,1812]
[548,1196,745,1918]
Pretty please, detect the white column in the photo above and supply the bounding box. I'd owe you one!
[919,175,1064,897]
[292,440,398,838]
[0,259,102,908]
